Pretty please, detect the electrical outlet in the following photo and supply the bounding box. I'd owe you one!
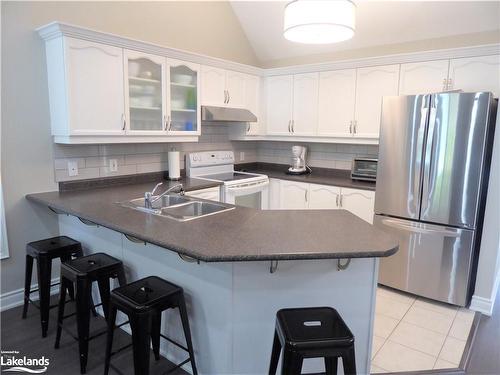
[68,161,78,177]
[109,159,118,172]
[240,152,245,161]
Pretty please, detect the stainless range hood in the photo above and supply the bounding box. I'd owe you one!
[201,106,257,123]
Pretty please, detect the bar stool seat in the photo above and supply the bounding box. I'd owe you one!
[23,236,83,337]
[104,276,198,375]
[55,252,126,374]
[269,307,356,375]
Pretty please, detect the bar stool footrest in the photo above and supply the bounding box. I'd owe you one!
[159,333,189,352]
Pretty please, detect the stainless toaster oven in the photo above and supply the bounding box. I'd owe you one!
[351,158,378,181]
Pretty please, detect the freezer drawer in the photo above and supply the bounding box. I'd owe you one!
[374,215,475,306]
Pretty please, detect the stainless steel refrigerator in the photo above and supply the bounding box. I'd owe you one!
[374,92,497,306]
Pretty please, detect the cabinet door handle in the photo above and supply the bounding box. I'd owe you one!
[292,120,295,133]
[167,115,172,131]
[349,121,353,134]
[336,195,339,207]
[442,78,447,91]
[288,120,291,133]
[247,123,251,132]
[353,120,357,134]
[339,194,343,207]
[163,115,168,131]
[305,190,308,202]
[447,78,453,90]
[227,90,230,104]
[122,114,126,131]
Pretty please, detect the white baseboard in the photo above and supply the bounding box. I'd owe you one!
[470,273,500,316]
[0,278,60,312]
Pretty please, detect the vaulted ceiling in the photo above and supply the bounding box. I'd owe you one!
[230,1,500,66]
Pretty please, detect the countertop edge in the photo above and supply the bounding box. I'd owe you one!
[26,194,397,262]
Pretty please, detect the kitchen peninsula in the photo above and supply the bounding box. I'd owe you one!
[26,178,398,374]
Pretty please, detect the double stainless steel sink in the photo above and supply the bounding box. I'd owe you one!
[121,195,234,221]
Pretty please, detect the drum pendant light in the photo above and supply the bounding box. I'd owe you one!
[284,0,356,44]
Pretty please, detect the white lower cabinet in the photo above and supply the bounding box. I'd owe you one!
[276,180,375,223]
[308,184,341,209]
[340,187,376,224]
[279,180,310,209]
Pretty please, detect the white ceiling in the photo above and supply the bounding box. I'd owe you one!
[230,1,500,63]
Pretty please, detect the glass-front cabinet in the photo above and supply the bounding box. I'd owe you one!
[124,50,167,134]
[167,59,200,135]
[124,51,200,136]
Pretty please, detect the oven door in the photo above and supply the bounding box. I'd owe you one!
[224,179,269,209]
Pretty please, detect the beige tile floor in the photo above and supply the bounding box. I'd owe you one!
[371,286,475,373]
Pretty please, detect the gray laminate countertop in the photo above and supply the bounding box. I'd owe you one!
[26,178,397,262]
[236,163,376,191]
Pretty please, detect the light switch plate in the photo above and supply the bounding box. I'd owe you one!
[109,159,118,172]
[68,161,78,177]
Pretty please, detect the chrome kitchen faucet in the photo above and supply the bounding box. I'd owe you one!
[144,183,184,209]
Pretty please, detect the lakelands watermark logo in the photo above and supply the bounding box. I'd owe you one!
[1,350,49,373]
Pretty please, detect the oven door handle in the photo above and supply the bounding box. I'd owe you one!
[226,180,269,195]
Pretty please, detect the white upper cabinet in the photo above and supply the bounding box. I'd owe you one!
[399,60,450,95]
[340,188,375,224]
[167,59,201,135]
[201,66,253,108]
[123,50,167,135]
[64,38,125,136]
[245,74,261,135]
[201,66,226,106]
[308,184,341,209]
[225,71,246,108]
[354,64,400,138]
[292,73,318,136]
[318,69,356,137]
[448,55,500,97]
[280,180,310,209]
[266,75,294,135]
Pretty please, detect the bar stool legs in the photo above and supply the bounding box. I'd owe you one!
[129,313,153,375]
[269,331,281,375]
[37,256,52,338]
[22,255,34,319]
[104,276,198,375]
[177,294,198,375]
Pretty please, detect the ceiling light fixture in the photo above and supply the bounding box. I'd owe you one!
[283,0,356,44]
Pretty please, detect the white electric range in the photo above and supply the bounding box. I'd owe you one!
[186,151,269,209]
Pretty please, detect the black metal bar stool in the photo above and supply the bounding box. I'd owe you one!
[55,252,126,374]
[104,276,198,375]
[269,307,356,375]
[23,236,84,337]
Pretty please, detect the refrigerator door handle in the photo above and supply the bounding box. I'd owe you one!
[381,218,460,237]
[414,96,429,213]
[422,96,439,217]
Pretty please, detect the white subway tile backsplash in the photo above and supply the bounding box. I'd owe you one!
[55,167,100,182]
[53,144,99,158]
[85,156,125,168]
[54,157,85,170]
[136,162,169,174]
[98,144,137,156]
[52,124,378,182]
[124,153,166,165]
[100,164,137,177]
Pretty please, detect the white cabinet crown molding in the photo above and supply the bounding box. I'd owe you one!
[37,22,499,79]
[264,44,500,76]
[36,21,264,77]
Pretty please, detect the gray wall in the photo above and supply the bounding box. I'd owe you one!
[0,1,258,295]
